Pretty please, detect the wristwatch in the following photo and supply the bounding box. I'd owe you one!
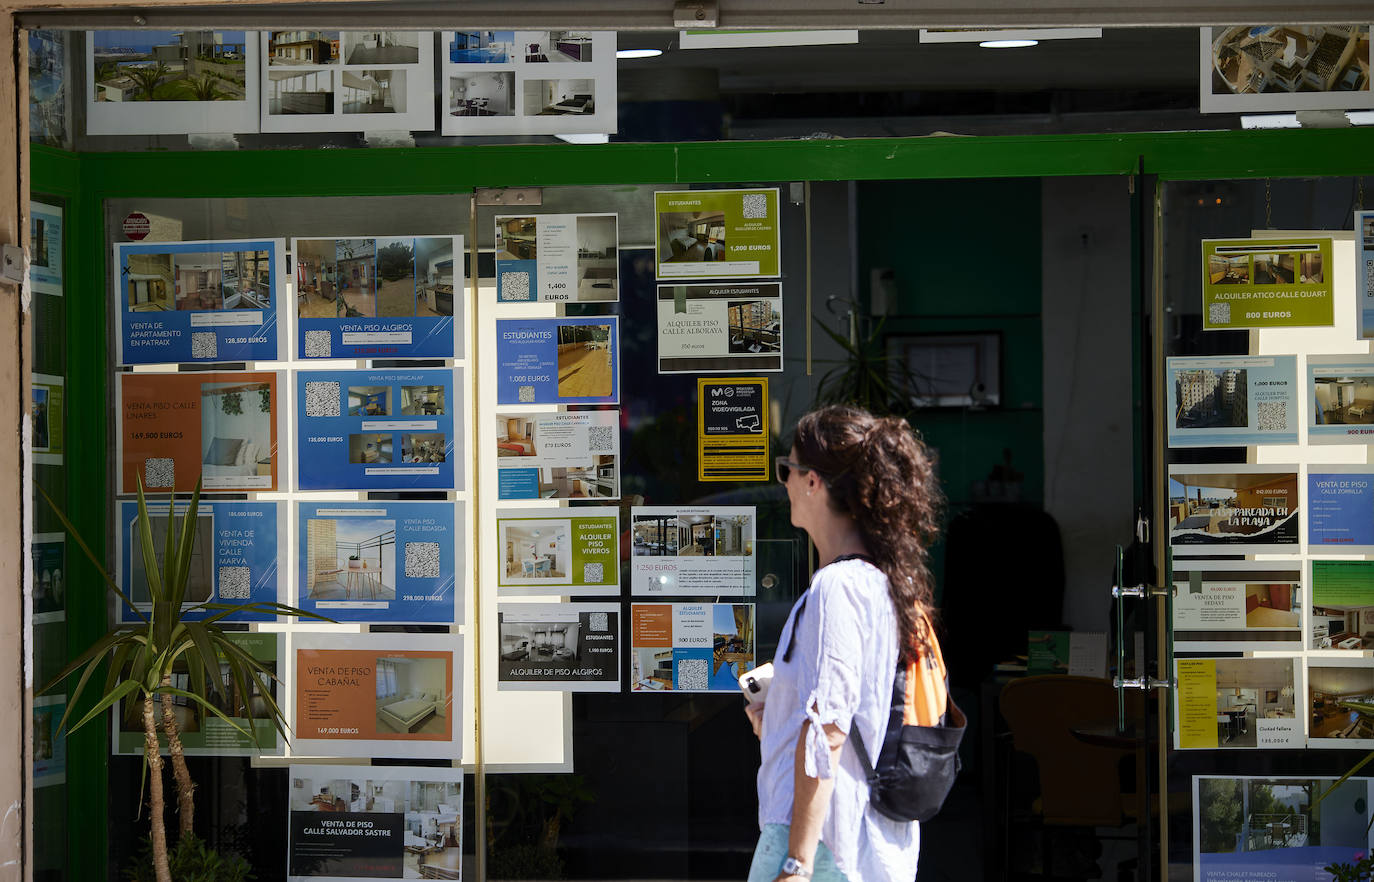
[780,856,811,878]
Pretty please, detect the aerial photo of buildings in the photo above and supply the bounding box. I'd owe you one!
[1212,26,1370,96]
[1175,368,1248,429]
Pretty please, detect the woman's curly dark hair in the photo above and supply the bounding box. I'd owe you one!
[792,404,943,665]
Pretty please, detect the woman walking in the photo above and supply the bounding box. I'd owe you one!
[745,404,944,882]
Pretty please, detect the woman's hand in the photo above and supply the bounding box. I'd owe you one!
[744,700,765,739]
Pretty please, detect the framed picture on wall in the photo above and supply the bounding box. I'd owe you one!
[885,331,1001,409]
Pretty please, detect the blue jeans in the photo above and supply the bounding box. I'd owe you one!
[747,824,850,882]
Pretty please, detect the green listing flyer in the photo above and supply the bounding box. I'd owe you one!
[1202,237,1333,329]
[654,188,781,280]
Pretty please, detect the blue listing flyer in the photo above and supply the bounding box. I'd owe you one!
[293,235,464,360]
[296,368,462,491]
[495,316,619,405]
[1308,467,1374,553]
[296,500,462,625]
[1166,355,1298,447]
[1308,354,1374,443]
[115,499,284,623]
[116,238,284,365]
[29,200,63,296]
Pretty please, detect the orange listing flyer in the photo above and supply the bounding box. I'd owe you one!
[631,604,672,645]
[295,648,452,742]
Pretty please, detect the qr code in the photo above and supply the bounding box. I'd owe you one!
[218,566,251,600]
[1257,400,1288,431]
[588,611,609,631]
[741,193,768,219]
[305,381,341,417]
[518,385,535,403]
[1208,302,1230,326]
[588,426,615,452]
[500,271,531,301]
[191,332,218,360]
[405,542,441,578]
[304,330,331,358]
[583,562,604,584]
[144,458,174,488]
[677,658,709,690]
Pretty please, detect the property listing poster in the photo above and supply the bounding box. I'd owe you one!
[1192,775,1374,882]
[495,507,619,596]
[1307,355,1374,443]
[441,30,618,137]
[630,603,756,693]
[28,32,70,149]
[630,506,756,596]
[495,316,619,406]
[1174,656,1300,750]
[1308,467,1374,552]
[1311,560,1374,650]
[295,368,461,492]
[31,532,65,625]
[1168,465,1300,555]
[1165,355,1298,447]
[32,694,65,789]
[1171,562,1302,653]
[497,602,621,692]
[29,200,63,296]
[295,500,462,625]
[657,283,783,373]
[260,31,435,134]
[115,239,285,364]
[654,189,781,280]
[117,370,282,493]
[288,764,463,882]
[697,378,769,482]
[494,213,619,303]
[114,632,283,756]
[1309,657,1374,748]
[116,499,284,624]
[30,372,64,464]
[1201,237,1333,330]
[292,633,461,760]
[1360,210,1374,339]
[494,410,619,501]
[293,235,465,360]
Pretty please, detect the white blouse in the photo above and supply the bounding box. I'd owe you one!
[756,557,921,881]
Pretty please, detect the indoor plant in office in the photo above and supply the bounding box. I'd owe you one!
[39,478,322,882]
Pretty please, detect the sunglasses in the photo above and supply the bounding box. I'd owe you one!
[775,457,820,484]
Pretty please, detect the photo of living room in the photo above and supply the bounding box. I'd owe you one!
[200,381,274,482]
[129,510,213,604]
[348,385,391,416]
[576,215,618,300]
[302,516,395,601]
[295,238,341,318]
[555,323,613,398]
[401,433,446,463]
[125,252,174,311]
[267,69,334,115]
[727,299,781,354]
[400,385,445,416]
[1310,664,1374,740]
[342,32,420,65]
[171,252,224,309]
[523,78,595,115]
[1212,658,1296,748]
[501,522,569,579]
[1314,373,1374,425]
[374,656,447,735]
[659,210,726,262]
[1312,600,1374,649]
[449,72,514,116]
[499,616,585,668]
[1208,252,1250,285]
[631,512,753,557]
[341,69,406,115]
[348,433,392,464]
[413,238,455,316]
[1168,470,1299,547]
[631,513,680,556]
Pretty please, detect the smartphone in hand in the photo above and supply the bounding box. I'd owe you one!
[739,662,773,705]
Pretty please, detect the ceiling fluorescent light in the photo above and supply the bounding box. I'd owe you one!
[980,39,1038,48]
[556,133,610,144]
[921,27,1100,43]
[617,48,663,59]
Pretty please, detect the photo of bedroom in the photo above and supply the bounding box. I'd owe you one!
[727,300,781,354]
[348,385,391,416]
[1314,374,1374,425]
[1312,600,1374,649]
[401,385,445,416]
[401,433,446,463]
[576,215,617,300]
[712,604,754,688]
[129,511,213,604]
[303,516,396,601]
[125,252,174,311]
[516,30,594,62]
[523,78,595,115]
[495,416,535,456]
[1310,665,1374,739]
[348,432,392,464]
[659,210,726,262]
[373,237,418,315]
[449,72,514,116]
[267,69,334,115]
[450,31,511,63]
[1244,583,1300,629]
[342,32,420,65]
[1208,252,1251,285]
[374,656,447,735]
[342,69,406,114]
[413,238,455,316]
[200,381,273,481]
[499,616,585,668]
[295,238,341,318]
[1213,658,1296,748]
[501,522,569,578]
[555,323,612,398]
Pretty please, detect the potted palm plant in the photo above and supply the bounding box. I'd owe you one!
[39,477,326,882]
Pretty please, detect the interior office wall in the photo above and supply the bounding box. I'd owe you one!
[1040,175,1135,632]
